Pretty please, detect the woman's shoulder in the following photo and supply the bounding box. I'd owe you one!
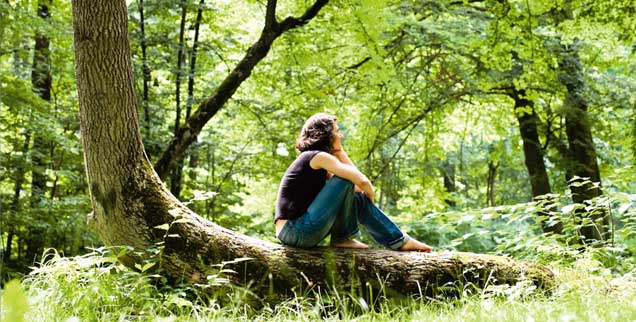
[305,150,334,170]
[299,149,325,159]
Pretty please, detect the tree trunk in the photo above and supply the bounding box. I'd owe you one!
[153,0,330,180]
[137,0,151,134]
[169,0,188,199]
[511,89,563,234]
[4,132,31,261]
[186,0,204,118]
[441,159,456,208]
[71,0,555,299]
[486,161,498,207]
[558,41,608,242]
[27,0,52,263]
[185,0,204,184]
[30,0,52,205]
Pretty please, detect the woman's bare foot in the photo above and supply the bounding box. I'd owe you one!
[398,238,433,252]
[331,239,369,249]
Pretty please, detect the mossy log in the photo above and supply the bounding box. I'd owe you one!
[156,211,556,299]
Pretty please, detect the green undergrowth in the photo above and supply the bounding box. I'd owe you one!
[2,247,636,322]
[3,189,636,321]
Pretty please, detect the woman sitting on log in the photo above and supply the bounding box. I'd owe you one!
[274,113,433,251]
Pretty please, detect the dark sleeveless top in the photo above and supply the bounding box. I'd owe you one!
[275,150,327,221]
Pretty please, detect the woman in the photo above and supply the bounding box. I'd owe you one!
[275,113,432,251]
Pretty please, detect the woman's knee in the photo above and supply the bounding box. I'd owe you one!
[328,176,355,190]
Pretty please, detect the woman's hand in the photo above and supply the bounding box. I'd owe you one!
[363,189,375,203]
[311,152,375,203]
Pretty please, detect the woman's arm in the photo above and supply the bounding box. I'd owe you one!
[331,149,354,165]
[330,149,364,192]
[310,152,375,202]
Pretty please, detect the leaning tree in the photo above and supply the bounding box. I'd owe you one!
[71,0,554,299]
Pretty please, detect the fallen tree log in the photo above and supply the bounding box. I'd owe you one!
[161,213,556,299]
[71,0,555,301]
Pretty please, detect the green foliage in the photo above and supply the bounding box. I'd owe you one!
[1,279,29,322]
[1,0,97,281]
[1,0,635,301]
[10,243,636,321]
[396,176,636,274]
[17,247,250,321]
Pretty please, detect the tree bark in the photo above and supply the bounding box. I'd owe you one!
[27,0,53,263]
[441,159,456,208]
[486,161,498,207]
[558,41,608,242]
[30,0,52,205]
[186,0,204,119]
[71,0,555,299]
[169,0,188,199]
[137,0,151,133]
[185,0,204,183]
[511,89,563,234]
[153,0,330,180]
[4,132,31,261]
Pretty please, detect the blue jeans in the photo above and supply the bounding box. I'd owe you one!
[277,176,409,250]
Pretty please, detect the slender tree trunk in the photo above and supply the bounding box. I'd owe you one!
[71,0,554,299]
[3,232,13,263]
[4,133,31,261]
[30,0,52,204]
[137,0,151,133]
[170,0,188,199]
[154,0,330,180]
[558,41,608,242]
[441,159,456,208]
[185,0,204,190]
[378,154,398,211]
[27,0,52,263]
[187,0,204,119]
[511,89,563,234]
[486,161,498,207]
[171,0,204,199]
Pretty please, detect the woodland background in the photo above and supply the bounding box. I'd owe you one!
[1,0,636,320]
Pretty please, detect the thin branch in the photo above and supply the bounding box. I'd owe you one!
[370,119,421,182]
[264,0,277,30]
[278,0,329,32]
[347,56,371,70]
[154,0,330,179]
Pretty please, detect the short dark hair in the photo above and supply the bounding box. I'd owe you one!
[295,113,337,152]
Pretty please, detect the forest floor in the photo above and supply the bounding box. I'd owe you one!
[2,247,636,322]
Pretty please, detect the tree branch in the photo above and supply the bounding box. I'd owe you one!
[154,0,330,179]
[278,0,329,32]
[264,0,277,30]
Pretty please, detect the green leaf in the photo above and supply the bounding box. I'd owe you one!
[140,262,155,272]
[154,224,170,230]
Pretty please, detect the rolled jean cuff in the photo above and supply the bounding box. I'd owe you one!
[387,233,410,250]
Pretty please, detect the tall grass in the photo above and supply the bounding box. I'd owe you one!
[3,186,635,321]
[2,248,636,322]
